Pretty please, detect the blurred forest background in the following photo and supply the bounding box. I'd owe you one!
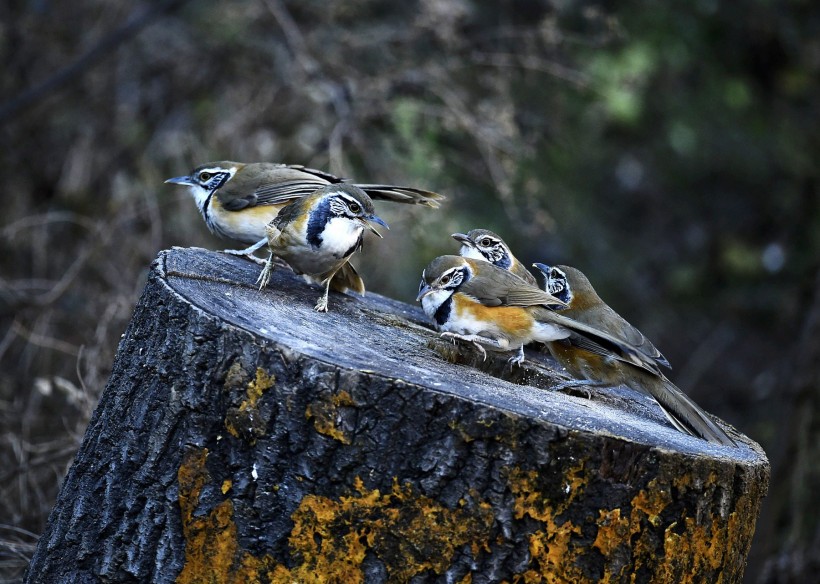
[1,0,818,581]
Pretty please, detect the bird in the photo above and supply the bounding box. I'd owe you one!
[451,229,537,286]
[165,161,443,262]
[531,263,735,447]
[416,255,656,370]
[256,183,387,312]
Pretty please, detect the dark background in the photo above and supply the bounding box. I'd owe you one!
[1,0,818,581]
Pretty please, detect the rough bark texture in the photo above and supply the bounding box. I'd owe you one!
[24,248,769,583]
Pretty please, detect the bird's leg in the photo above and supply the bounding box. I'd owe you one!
[314,278,334,312]
[507,345,526,368]
[256,253,276,290]
[223,239,268,264]
[438,332,510,362]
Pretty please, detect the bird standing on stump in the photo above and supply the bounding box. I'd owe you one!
[531,263,735,446]
[166,161,443,262]
[257,184,387,312]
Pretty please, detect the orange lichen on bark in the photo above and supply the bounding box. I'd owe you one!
[305,390,356,444]
[224,367,275,443]
[176,447,277,584]
[287,476,494,581]
[508,464,588,582]
[176,447,493,582]
[505,464,757,584]
[652,475,758,583]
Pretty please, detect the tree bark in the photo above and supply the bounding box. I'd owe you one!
[24,247,769,583]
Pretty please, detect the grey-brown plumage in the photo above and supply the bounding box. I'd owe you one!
[534,264,670,370]
[217,162,443,209]
[532,263,735,447]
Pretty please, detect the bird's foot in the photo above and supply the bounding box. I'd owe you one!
[224,249,268,265]
[440,332,488,361]
[223,239,269,264]
[506,346,526,368]
[256,255,275,290]
[314,294,330,312]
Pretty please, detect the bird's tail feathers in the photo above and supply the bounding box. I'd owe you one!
[329,262,365,295]
[643,376,737,447]
[358,184,445,208]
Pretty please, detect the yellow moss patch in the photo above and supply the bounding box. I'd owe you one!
[509,461,586,522]
[658,490,758,583]
[305,390,356,444]
[592,508,629,557]
[224,368,275,444]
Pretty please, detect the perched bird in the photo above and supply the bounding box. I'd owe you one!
[452,229,537,286]
[257,183,388,312]
[416,255,653,369]
[531,263,735,447]
[166,161,443,261]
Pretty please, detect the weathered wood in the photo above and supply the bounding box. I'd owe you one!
[25,247,769,583]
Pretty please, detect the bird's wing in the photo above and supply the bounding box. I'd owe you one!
[213,165,333,211]
[534,308,663,375]
[460,268,567,309]
[271,197,309,231]
[329,262,365,295]
[253,179,330,206]
[567,304,671,369]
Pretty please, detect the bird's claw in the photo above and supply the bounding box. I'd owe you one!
[439,333,487,361]
[314,296,329,312]
[507,355,524,368]
[256,258,273,290]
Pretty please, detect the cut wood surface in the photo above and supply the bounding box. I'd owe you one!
[24,247,769,583]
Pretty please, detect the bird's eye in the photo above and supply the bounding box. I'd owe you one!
[199,172,212,181]
[480,238,492,247]
[348,202,361,214]
[440,275,450,284]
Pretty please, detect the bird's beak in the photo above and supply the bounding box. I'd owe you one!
[416,283,433,302]
[165,175,194,186]
[451,233,472,246]
[362,214,389,238]
[532,262,551,274]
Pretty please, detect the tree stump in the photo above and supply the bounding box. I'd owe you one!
[24,247,769,583]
